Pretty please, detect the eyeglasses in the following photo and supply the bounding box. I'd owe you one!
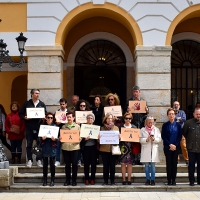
[80,105,86,107]
[125,118,131,120]
[109,98,114,101]
[47,117,53,119]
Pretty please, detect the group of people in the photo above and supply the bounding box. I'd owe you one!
[0,86,200,187]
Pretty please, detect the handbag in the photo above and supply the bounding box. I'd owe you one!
[32,140,42,156]
[112,145,121,155]
[10,125,20,134]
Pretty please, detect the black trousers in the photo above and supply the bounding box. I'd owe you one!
[43,157,55,177]
[188,152,200,183]
[0,130,11,152]
[62,150,79,182]
[26,129,41,161]
[164,148,179,182]
[83,145,97,180]
[101,151,118,183]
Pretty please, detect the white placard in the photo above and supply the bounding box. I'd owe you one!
[38,125,59,138]
[75,111,92,123]
[26,108,45,118]
[80,124,100,139]
[99,131,119,144]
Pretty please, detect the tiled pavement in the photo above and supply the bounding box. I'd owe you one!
[1,192,200,200]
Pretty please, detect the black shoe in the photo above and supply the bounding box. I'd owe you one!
[111,182,117,186]
[102,182,108,185]
[190,182,195,186]
[43,177,47,186]
[197,182,200,185]
[167,181,171,185]
[72,181,77,186]
[151,180,155,186]
[127,181,132,185]
[50,177,54,186]
[64,181,70,186]
[145,180,150,185]
[171,181,176,186]
[122,181,126,185]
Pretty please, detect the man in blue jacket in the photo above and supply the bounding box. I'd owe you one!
[19,89,47,168]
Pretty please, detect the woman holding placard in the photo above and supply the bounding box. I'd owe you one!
[40,112,57,187]
[82,113,97,185]
[140,116,161,186]
[119,112,136,185]
[99,113,119,185]
[61,112,81,186]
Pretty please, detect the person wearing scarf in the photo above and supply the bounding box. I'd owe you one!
[99,113,119,185]
[140,116,161,185]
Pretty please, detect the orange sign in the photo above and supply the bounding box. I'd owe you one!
[60,129,80,143]
[129,100,146,113]
[120,128,140,142]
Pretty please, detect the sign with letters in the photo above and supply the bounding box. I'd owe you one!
[60,129,80,143]
[55,111,67,123]
[129,100,146,113]
[75,111,92,123]
[120,128,140,142]
[26,108,45,118]
[38,125,59,139]
[80,124,100,139]
[99,131,119,144]
[104,106,122,117]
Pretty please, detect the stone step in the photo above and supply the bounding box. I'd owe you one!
[6,183,200,193]
[14,172,191,183]
[16,164,189,174]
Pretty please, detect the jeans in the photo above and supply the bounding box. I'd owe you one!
[62,150,79,182]
[26,129,41,162]
[164,148,179,182]
[188,152,200,183]
[83,145,97,180]
[101,151,118,183]
[43,157,55,177]
[10,140,23,153]
[144,162,155,180]
[55,140,61,162]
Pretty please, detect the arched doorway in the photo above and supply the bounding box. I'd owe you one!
[74,39,126,106]
[171,40,200,119]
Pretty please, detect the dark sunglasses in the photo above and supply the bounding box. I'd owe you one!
[125,118,131,120]
[47,117,53,119]
[80,105,86,107]
[109,98,114,101]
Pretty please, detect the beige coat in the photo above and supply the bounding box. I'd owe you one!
[61,123,80,151]
[99,125,119,153]
[139,127,161,162]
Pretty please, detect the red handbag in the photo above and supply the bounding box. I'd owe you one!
[132,142,141,154]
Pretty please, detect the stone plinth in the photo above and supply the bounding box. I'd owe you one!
[0,167,17,188]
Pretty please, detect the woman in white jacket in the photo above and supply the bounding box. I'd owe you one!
[140,116,161,186]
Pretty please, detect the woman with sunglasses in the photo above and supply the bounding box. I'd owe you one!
[140,116,161,186]
[105,93,122,127]
[99,113,119,185]
[40,112,57,187]
[61,112,81,186]
[75,100,90,167]
[119,112,136,185]
[82,113,97,185]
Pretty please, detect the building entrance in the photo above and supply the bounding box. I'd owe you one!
[74,39,126,106]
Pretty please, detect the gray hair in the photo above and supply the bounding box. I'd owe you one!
[145,115,155,125]
[86,113,95,121]
[30,88,40,95]
[132,86,140,91]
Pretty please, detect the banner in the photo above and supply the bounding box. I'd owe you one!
[60,129,80,143]
[104,106,122,117]
[129,100,146,113]
[26,108,45,118]
[75,111,92,123]
[99,131,119,144]
[38,125,59,138]
[120,128,140,142]
[80,124,100,139]
[55,111,67,123]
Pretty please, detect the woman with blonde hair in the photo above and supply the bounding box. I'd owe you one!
[140,116,161,186]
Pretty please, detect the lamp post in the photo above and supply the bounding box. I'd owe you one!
[0,32,27,71]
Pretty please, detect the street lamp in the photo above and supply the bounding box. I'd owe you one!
[0,32,27,71]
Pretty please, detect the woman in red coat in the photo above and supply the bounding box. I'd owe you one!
[5,102,25,164]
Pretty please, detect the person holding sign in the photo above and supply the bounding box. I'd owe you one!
[140,116,161,186]
[99,113,119,185]
[61,112,81,186]
[119,112,136,185]
[105,93,123,127]
[19,89,47,168]
[81,113,98,185]
[5,102,25,164]
[39,112,57,187]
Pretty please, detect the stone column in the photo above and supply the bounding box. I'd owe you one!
[26,46,65,112]
[134,46,172,163]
